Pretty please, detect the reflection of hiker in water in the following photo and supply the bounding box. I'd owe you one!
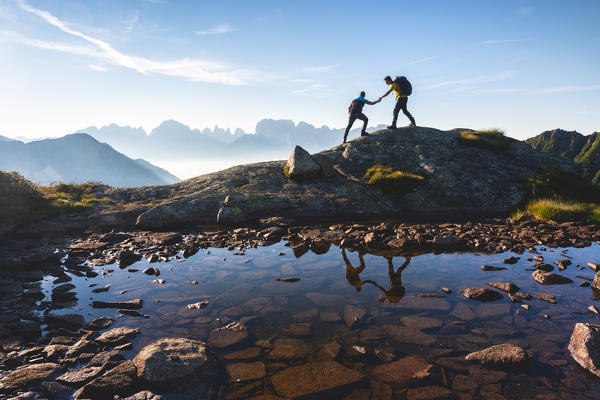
[342,248,368,292]
[370,256,411,303]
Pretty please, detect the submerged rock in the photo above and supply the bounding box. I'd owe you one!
[461,287,503,302]
[96,327,140,347]
[92,299,143,309]
[270,361,362,398]
[532,270,573,285]
[133,338,216,391]
[569,323,600,378]
[0,363,61,392]
[485,282,520,294]
[371,355,436,385]
[465,344,529,371]
[75,361,139,399]
[208,322,248,349]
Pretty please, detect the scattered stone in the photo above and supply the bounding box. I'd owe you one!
[91,284,111,293]
[75,361,139,399]
[580,282,591,287]
[532,270,573,285]
[92,299,143,309]
[535,293,557,304]
[133,337,216,391]
[343,304,366,328]
[593,272,600,290]
[372,356,436,385]
[152,279,166,284]
[270,361,362,398]
[589,305,599,315]
[208,322,248,349]
[227,361,266,382]
[481,265,507,271]
[143,268,160,276]
[118,251,142,268]
[555,259,571,270]
[0,363,61,392]
[57,366,104,387]
[521,304,530,311]
[317,342,342,361]
[485,282,520,294]
[268,338,312,360]
[465,344,529,370]
[224,347,262,361]
[119,391,163,400]
[88,350,125,368]
[184,280,199,285]
[461,287,503,302]
[568,323,600,378]
[534,263,554,272]
[441,287,452,294]
[320,311,342,322]
[274,277,300,282]
[187,301,210,310]
[119,309,146,317]
[503,256,519,264]
[450,303,476,321]
[96,327,140,347]
[45,313,85,330]
[406,386,454,400]
[587,263,600,272]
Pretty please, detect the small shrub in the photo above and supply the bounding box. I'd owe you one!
[524,199,600,223]
[363,165,425,195]
[459,129,516,152]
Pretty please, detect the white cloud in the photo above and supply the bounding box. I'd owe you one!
[195,24,235,35]
[88,64,107,72]
[408,55,437,65]
[472,39,522,48]
[291,83,327,95]
[423,71,516,90]
[302,65,334,73]
[533,84,600,94]
[9,0,257,85]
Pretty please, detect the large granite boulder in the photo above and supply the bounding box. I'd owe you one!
[133,338,218,391]
[284,145,321,180]
[568,323,600,377]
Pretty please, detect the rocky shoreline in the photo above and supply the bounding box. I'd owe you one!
[1,214,600,398]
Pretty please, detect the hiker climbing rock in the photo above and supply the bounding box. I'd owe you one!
[379,75,416,129]
[342,248,368,292]
[370,256,411,303]
[343,91,380,144]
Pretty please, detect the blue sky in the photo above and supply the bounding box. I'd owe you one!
[0,0,599,140]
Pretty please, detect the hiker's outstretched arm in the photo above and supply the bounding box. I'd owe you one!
[367,100,380,105]
[379,89,393,100]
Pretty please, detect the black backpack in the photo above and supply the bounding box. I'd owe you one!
[394,76,412,96]
[349,99,365,114]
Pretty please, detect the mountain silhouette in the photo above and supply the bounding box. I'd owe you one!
[0,133,179,187]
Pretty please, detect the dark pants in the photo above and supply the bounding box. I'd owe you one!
[344,112,368,143]
[392,97,415,126]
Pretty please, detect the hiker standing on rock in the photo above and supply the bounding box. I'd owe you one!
[343,91,380,144]
[379,75,416,129]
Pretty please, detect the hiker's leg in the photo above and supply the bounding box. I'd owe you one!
[400,98,416,125]
[356,113,368,133]
[344,115,356,143]
[392,98,401,127]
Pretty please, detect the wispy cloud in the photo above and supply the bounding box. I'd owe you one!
[291,83,327,95]
[472,39,522,48]
[302,65,334,73]
[533,84,600,94]
[195,24,235,35]
[8,0,258,85]
[123,12,139,33]
[423,71,516,90]
[408,55,437,65]
[88,64,107,72]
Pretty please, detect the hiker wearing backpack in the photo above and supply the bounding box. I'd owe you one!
[379,75,416,129]
[343,91,380,144]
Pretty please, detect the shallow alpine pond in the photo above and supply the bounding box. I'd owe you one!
[42,241,600,399]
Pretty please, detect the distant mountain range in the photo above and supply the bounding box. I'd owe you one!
[74,119,385,162]
[0,133,179,187]
[526,129,600,184]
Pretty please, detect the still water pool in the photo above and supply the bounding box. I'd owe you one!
[42,241,600,399]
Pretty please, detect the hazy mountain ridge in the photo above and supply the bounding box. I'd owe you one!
[0,133,179,187]
[526,129,600,184]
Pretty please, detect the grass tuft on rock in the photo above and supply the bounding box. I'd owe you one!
[0,171,111,225]
[459,129,516,152]
[282,164,290,178]
[517,199,600,223]
[363,165,425,195]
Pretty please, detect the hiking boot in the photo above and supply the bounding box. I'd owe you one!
[387,125,397,129]
[409,123,416,127]
[360,130,369,137]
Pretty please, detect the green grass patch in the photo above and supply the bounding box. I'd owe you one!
[459,129,516,152]
[522,168,600,204]
[518,199,600,223]
[282,164,290,178]
[0,172,111,225]
[363,165,425,195]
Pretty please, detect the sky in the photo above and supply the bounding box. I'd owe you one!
[0,0,599,140]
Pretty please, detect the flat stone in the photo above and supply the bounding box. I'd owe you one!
[133,337,215,391]
[534,263,554,272]
[317,342,342,361]
[532,270,573,285]
[268,338,312,360]
[535,293,557,304]
[485,282,520,294]
[208,321,248,349]
[271,361,362,398]
[344,304,366,328]
[371,356,436,385]
[320,311,342,322]
[75,361,139,399]
[568,323,600,378]
[91,299,143,309]
[305,292,344,309]
[475,303,511,319]
[44,313,85,330]
[96,327,140,347]
[224,347,262,361]
[83,316,115,331]
[450,303,476,321]
[227,361,266,382]
[0,363,61,392]
[401,315,443,330]
[481,265,507,271]
[120,391,163,400]
[465,343,529,371]
[461,287,503,302]
[88,350,125,368]
[57,366,104,387]
[384,325,437,346]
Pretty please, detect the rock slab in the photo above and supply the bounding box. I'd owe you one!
[568,323,600,378]
[465,343,529,370]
